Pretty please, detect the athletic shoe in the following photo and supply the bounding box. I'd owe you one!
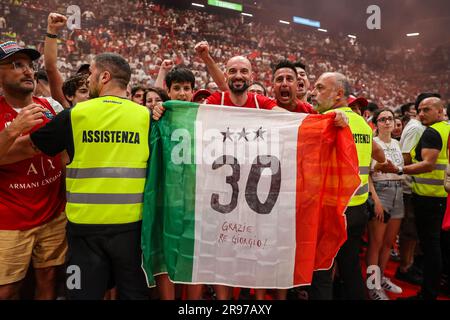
[381,276,403,294]
[368,288,389,300]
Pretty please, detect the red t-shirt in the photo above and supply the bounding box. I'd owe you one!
[276,100,317,114]
[293,101,317,114]
[0,97,66,230]
[205,91,277,110]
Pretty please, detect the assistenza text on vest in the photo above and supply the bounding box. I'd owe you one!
[82,130,140,144]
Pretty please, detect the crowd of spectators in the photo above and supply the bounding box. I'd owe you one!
[0,0,448,108]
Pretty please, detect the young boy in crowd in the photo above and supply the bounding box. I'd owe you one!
[165,66,195,102]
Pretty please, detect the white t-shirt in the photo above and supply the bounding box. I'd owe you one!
[399,119,425,193]
[400,118,425,153]
[41,97,64,114]
[13,97,63,115]
[371,136,404,181]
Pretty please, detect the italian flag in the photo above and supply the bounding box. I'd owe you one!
[142,101,360,288]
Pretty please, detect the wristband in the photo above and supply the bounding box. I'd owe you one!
[46,32,58,39]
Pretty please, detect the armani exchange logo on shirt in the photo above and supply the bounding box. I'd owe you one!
[82,130,140,144]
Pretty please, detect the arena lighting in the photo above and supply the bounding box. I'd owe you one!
[279,20,290,25]
[241,12,253,17]
[406,32,420,37]
[207,0,243,12]
[318,28,327,32]
[348,34,357,39]
[293,16,320,28]
[191,3,205,8]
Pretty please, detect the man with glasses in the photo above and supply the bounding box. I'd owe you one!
[0,41,67,300]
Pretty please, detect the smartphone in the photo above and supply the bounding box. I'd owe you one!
[383,211,391,223]
[369,208,391,223]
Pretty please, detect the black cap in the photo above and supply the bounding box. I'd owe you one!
[0,41,41,61]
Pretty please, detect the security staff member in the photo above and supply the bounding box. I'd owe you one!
[12,53,151,299]
[308,72,383,300]
[397,96,450,300]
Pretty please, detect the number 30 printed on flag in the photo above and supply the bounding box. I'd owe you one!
[141,101,360,289]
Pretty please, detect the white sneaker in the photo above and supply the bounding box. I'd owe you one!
[381,276,403,294]
[368,288,390,300]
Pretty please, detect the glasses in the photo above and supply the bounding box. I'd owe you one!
[377,116,394,123]
[0,61,38,72]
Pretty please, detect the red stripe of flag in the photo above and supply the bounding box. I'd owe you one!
[293,113,360,285]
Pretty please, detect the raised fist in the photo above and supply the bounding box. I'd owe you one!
[160,59,174,72]
[195,41,210,60]
[47,12,67,34]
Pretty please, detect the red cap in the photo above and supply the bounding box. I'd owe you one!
[192,89,211,103]
[347,95,368,108]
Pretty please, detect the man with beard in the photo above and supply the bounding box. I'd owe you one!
[7,53,151,299]
[205,55,280,109]
[306,72,394,300]
[0,41,67,300]
[152,55,285,120]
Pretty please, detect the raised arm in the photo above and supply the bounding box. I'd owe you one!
[45,12,70,108]
[195,41,228,92]
[154,59,174,89]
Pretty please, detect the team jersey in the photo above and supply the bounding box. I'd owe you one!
[0,96,65,230]
[205,91,277,109]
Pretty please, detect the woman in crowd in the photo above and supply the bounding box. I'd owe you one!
[366,108,405,300]
[144,87,169,110]
[392,116,403,140]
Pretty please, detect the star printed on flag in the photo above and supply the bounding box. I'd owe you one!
[236,127,249,141]
[254,126,266,141]
[221,127,234,142]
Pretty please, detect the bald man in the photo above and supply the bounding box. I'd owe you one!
[307,72,392,300]
[394,96,450,300]
[204,56,281,109]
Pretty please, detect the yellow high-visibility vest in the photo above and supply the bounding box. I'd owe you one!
[330,107,373,206]
[411,121,450,198]
[66,96,150,224]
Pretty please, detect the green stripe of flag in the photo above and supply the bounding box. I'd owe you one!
[142,101,200,285]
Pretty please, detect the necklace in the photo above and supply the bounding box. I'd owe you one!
[378,136,392,149]
[382,140,392,149]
